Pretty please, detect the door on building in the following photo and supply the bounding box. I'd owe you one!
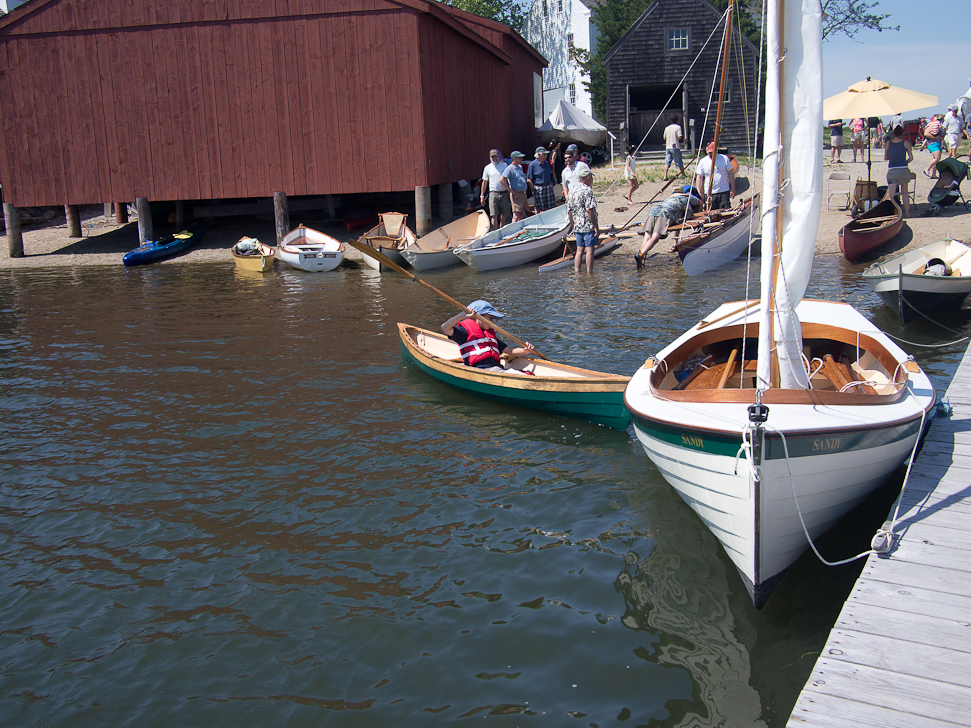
[628,84,683,148]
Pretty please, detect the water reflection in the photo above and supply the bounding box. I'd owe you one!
[1,254,969,727]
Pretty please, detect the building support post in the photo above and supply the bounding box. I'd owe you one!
[273,191,289,244]
[115,202,129,225]
[175,200,185,229]
[136,198,153,243]
[325,194,337,220]
[4,203,23,258]
[65,204,82,238]
[104,203,113,219]
[437,182,452,225]
[415,185,432,237]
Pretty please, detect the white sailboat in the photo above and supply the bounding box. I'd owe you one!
[673,2,759,276]
[624,0,936,608]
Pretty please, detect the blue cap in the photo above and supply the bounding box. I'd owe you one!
[535,146,548,156]
[468,300,504,318]
[566,143,579,153]
[682,184,701,198]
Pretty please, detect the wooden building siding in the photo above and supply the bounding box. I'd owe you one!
[0,0,544,207]
[603,0,758,153]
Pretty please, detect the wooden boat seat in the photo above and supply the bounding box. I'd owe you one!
[380,212,407,237]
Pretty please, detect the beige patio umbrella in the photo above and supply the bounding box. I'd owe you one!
[822,77,939,119]
[823,77,939,188]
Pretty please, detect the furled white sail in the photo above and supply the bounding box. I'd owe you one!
[757,0,822,391]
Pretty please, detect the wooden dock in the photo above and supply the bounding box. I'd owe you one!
[787,348,971,726]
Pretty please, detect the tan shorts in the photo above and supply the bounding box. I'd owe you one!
[642,215,671,238]
[886,167,912,186]
[510,190,528,214]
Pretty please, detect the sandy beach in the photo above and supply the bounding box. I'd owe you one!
[2,146,967,270]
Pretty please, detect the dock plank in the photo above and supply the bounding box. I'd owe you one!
[797,659,971,724]
[788,343,971,727]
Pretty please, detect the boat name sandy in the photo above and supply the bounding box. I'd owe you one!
[812,437,842,452]
[682,434,704,449]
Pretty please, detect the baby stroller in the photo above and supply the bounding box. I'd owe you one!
[927,158,970,215]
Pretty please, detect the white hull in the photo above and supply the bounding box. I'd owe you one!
[362,247,408,272]
[453,206,570,272]
[677,195,760,276]
[624,300,935,607]
[277,226,344,272]
[401,210,491,271]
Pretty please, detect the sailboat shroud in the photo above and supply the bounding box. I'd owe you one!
[673,5,760,276]
[624,0,936,608]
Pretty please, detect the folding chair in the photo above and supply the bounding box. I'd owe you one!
[827,171,852,210]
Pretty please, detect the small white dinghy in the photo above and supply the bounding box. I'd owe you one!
[400,210,491,271]
[361,212,416,272]
[277,225,344,272]
[453,206,570,272]
[862,237,971,325]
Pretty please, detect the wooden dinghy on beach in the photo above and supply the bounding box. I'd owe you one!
[862,237,971,325]
[398,323,631,430]
[838,197,904,262]
[277,225,344,272]
[361,212,416,271]
[400,210,491,271]
[232,237,276,273]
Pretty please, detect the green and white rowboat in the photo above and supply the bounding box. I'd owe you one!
[398,323,631,430]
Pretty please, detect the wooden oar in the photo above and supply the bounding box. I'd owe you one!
[346,238,550,361]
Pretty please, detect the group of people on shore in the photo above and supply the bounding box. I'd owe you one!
[479,142,598,273]
[480,129,740,275]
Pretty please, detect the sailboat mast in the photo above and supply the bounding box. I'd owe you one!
[706,0,734,202]
[756,0,781,392]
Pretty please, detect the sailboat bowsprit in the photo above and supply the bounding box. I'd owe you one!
[625,0,936,608]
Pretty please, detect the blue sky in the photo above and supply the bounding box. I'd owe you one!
[821,0,968,118]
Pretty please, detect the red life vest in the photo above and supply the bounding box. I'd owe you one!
[456,319,501,367]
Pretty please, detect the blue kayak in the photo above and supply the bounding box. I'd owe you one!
[122,225,208,267]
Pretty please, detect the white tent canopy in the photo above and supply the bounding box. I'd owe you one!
[537,99,607,148]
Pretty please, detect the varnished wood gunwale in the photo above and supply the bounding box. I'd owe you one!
[399,323,629,393]
[647,320,912,406]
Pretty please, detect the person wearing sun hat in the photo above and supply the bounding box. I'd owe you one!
[527,146,557,211]
[943,105,965,159]
[441,301,534,373]
[500,151,530,222]
[633,185,702,268]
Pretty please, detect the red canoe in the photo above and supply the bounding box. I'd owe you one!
[838,197,904,263]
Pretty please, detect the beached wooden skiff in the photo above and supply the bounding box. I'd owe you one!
[398,323,631,429]
[839,197,904,262]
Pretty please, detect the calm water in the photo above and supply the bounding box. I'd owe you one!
[1,248,965,727]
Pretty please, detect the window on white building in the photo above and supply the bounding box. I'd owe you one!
[569,83,576,105]
[558,0,563,11]
[667,29,689,51]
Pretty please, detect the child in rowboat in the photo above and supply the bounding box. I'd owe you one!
[442,300,534,373]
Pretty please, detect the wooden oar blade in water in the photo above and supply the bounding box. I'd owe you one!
[346,238,550,361]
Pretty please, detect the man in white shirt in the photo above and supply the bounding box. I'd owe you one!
[662,115,686,180]
[479,149,510,228]
[692,142,736,210]
[943,105,965,159]
[560,144,591,201]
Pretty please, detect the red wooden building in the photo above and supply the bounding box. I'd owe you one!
[0,0,545,225]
